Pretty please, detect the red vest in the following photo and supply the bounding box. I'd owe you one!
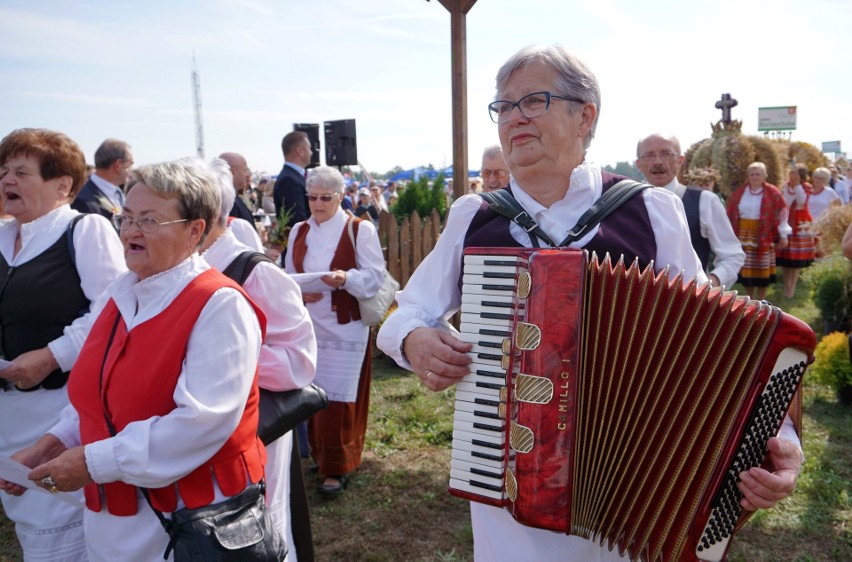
[291,217,361,324]
[68,269,268,515]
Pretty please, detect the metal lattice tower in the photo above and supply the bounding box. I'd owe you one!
[191,54,205,158]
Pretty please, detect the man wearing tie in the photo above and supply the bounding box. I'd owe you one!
[273,131,313,226]
[72,138,133,218]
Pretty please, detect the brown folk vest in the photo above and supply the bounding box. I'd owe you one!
[291,217,361,324]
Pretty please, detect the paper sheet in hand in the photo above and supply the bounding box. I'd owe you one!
[0,359,11,371]
[0,455,85,507]
[290,272,335,293]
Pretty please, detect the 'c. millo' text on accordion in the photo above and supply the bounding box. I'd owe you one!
[450,247,815,562]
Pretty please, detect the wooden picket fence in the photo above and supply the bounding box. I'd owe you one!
[377,208,444,289]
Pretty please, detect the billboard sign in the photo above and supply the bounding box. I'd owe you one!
[758,106,796,131]
[822,140,841,153]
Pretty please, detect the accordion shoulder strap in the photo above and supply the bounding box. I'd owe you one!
[479,189,556,248]
[480,179,650,248]
[558,179,651,246]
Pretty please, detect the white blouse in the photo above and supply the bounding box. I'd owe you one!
[50,255,263,491]
[202,229,316,391]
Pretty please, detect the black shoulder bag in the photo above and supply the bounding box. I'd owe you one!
[96,314,287,561]
[222,251,328,446]
[480,179,651,247]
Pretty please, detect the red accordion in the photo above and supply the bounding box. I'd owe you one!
[449,247,815,562]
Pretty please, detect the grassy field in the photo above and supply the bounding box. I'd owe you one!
[2,276,850,561]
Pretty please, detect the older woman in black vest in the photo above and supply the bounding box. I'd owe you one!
[284,166,383,494]
[377,44,805,561]
[0,128,125,560]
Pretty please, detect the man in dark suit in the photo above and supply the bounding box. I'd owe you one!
[72,138,133,218]
[273,131,313,226]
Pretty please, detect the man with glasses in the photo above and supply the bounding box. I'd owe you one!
[635,133,743,288]
[72,138,133,219]
[480,145,510,192]
[379,45,802,561]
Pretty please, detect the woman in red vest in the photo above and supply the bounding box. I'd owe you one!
[4,161,281,560]
[285,166,384,494]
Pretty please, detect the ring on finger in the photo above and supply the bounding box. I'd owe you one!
[41,476,60,493]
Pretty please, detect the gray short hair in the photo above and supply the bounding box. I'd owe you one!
[206,158,236,226]
[126,160,220,244]
[812,167,831,182]
[747,162,768,176]
[306,166,344,194]
[94,138,131,169]
[636,133,681,158]
[495,45,601,151]
[482,144,504,160]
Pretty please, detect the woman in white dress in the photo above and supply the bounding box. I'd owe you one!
[285,166,383,494]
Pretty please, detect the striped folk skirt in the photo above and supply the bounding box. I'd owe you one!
[776,226,815,268]
[737,218,777,287]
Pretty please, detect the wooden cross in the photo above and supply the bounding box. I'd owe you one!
[715,93,738,124]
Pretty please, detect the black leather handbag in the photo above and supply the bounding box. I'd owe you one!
[96,315,288,561]
[257,383,328,445]
[161,482,286,561]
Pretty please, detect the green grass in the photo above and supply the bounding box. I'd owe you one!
[1,275,849,561]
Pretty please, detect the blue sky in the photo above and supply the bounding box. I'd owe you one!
[1,0,849,176]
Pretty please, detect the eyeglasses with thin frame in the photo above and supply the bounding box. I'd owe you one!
[307,193,338,202]
[488,91,585,124]
[112,214,190,233]
[637,151,680,161]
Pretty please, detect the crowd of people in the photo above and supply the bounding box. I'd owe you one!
[0,42,840,561]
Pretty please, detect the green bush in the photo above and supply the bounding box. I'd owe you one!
[391,173,448,222]
[808,332,852,400]
[802,255,852,331]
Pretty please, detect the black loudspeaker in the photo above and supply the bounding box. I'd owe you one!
[324,119,357,166]
[293,123,321,168]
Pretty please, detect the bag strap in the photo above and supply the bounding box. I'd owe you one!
[480,190,555,248]
[66,214,86,270]
[346,216,355,248]
[558,179,650,246]
[221,250,271,286]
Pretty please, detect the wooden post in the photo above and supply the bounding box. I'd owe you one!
[437,0,477,201]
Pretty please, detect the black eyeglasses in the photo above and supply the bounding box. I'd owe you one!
[112,214,189,232]
[307,193,338,202]
[488,91,585,124]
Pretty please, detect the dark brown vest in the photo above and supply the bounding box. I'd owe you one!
[291,218,362,324]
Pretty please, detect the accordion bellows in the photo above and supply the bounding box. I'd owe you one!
[450,248,816,562]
